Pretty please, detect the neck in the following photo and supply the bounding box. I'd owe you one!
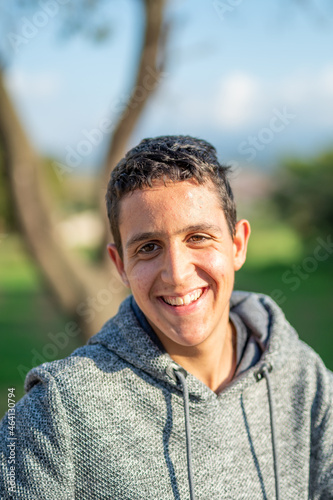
[165,321,237,394]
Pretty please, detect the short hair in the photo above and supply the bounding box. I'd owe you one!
[106,135,237,258]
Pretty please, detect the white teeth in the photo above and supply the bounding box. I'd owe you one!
[163,289,203,306]
[184,295,191,305]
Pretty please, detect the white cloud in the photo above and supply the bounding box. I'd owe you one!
[214,72,260,128]
[318,65,333,97]
[154,65,333,137]
[4,68,62,99]
[280,65,333,126]
[214,65,333,131]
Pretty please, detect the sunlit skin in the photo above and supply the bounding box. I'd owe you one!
[108,179,251,393]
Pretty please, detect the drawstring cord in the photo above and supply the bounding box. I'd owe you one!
[174,368,196,500]
[170,362,279,500]
[256,363,280,500]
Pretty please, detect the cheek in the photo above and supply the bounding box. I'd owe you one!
[197,250,234,284]
[127,262,156,296]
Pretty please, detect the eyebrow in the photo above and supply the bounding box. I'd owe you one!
[125,223,222,250]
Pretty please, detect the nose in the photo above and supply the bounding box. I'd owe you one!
[160,242,194,285]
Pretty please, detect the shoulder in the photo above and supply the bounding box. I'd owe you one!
[268,303,333,418]
[23,343,123,409]
[293,340,333,411]
[24,295,136,397]
[232,290,333,402]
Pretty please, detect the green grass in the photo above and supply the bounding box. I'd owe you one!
[246,222,303,267]
[235,260,333,370]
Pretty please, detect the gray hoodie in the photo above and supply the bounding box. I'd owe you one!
[1,291,333,499]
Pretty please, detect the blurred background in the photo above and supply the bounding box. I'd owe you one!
[0,0,333,416]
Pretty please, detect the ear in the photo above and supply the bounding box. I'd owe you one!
[232,219,251,271]
[107,244,130,287]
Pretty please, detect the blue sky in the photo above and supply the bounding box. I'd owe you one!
[2,0,333,172]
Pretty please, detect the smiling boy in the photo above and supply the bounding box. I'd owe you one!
[1,135,332,499]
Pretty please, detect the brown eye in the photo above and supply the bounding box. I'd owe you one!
[138,243,159,254]
[189,235,208,242]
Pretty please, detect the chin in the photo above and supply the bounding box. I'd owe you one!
[169,329,209,347]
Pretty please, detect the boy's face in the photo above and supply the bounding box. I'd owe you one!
[108,179,250,354]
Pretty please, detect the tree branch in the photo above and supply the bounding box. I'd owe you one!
[99,0,167,246]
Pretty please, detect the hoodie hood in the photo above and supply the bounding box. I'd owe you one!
[88,290,298,400]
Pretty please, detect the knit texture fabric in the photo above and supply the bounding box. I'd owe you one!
[1,291,333,499]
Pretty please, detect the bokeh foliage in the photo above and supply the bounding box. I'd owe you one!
[272,151,333,245]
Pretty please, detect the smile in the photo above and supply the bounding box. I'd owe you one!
[161,288,204,307]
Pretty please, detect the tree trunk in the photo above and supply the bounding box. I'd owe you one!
[0,70,127,340]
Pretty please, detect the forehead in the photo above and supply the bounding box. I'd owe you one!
[118,179,225,229]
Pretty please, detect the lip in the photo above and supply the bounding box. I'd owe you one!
[157,287,208,315]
